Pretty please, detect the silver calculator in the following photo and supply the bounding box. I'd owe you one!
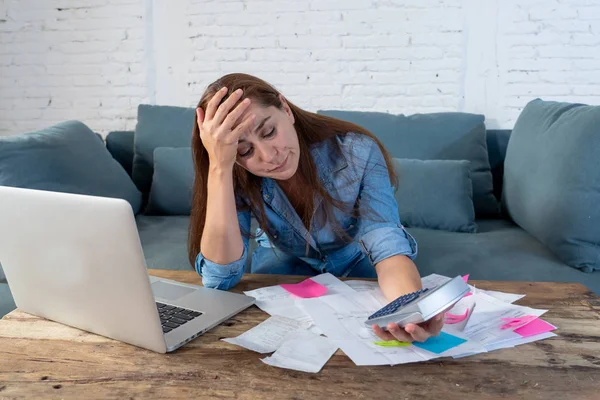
[364,275,470,330]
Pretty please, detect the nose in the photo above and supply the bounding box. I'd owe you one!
[256,142,278,164]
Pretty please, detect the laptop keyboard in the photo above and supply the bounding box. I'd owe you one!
[156,302,203,333]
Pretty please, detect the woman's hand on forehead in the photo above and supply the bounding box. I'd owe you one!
[197,87,256,169]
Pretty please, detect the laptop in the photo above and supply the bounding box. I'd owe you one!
[0,186,255,353]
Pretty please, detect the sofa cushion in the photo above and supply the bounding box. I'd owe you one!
[393,158,477,233]
[132,105,195,198]
[147,147,195,215]
[317,110,499,216]
[486,129,512,201]
[0,120,142,214]
[408,219,600,295]
[136,215,193,270]
[106,130,135,176]
[503,99,600,273]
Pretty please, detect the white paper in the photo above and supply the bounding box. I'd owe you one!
[261,330,338,373]
[443,296,477,333]
[345,280,388,306]
[240,272,553,368]
[333,274,525,311]
[243,284,297,311]
[484,332,557,351]
[482,319,557,348]
[452,332,557,358]
[310,273,357,295]
[307,323,324,335]
[366,341,430,365]
[222,315,308,354]
[421,273,453,289]
[243,273,354,325]
[471,287,525,304]
[462,292,547,346]
[297,294,434,365]
[422,274,526,304]
[243,282,314,325]
[317,291,382,318]
[332,339,396,366]
[345,280,379,292]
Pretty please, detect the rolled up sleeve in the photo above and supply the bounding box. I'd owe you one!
[194,208,251,290]
[359,224,418,265]
[355,138,418,265]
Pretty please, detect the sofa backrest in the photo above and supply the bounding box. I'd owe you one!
[106,109,511,209]
[105,130,135,176]
[106,121,512,207]
[486,129,512,201]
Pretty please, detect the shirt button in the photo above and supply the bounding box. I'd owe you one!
[273,234,278,239]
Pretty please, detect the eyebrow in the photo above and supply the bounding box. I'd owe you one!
[238,116,271,144]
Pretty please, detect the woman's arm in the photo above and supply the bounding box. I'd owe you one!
[374,254,422,302]
[373,255,444,342]
[200,166,244,265]
[194,88,255,290]
[348,135,443,341]
[195,184,251,290]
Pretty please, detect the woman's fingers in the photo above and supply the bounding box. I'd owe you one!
[428,313,445,335]
[213,88,245,126]
[386,324,414,342]
[196,107,205,127]
[372,325,398,341]
[229,113,256,143]
[372,313,446,343]
[405,323,430,342]
[221,97,252,132]
[204,86,228,121]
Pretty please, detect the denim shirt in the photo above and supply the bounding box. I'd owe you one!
[195,133,418,290]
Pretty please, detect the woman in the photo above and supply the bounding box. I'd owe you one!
[188,73,444,342]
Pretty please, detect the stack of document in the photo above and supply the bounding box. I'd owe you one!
[221,273,557,372]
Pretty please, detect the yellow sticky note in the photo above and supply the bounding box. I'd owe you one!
[373,340,411,347]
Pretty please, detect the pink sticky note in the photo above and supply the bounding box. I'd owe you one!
[514,318,556,337]
[281,278,328,298]
[501,315,538,330]
[445,309,469,324]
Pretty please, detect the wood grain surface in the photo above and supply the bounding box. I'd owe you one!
[0,270,598,399]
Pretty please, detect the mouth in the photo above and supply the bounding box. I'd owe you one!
[267,154,289,173]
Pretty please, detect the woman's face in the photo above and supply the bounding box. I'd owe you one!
[234,98,300,181]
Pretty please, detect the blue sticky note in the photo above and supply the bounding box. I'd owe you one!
[413,332,467,354]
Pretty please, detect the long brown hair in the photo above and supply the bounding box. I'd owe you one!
[187,73,397,266]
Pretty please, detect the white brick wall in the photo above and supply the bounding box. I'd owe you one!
[1,0,599,136]
[0,0,149,136]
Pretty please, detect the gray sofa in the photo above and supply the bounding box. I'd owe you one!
[1,102,599,318]
[103,105,600,294]
[129,129,600,292]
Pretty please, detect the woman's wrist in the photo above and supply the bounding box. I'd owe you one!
[208,163,234,178]
[375,255,422,302]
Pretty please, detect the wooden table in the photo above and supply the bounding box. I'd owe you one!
[1,270,599,399]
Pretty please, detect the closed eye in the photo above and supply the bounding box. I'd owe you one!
[263,127,276,138]
[239,147,253,158]
[238,128,276,158]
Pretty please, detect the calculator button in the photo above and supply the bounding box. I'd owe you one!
[367,288,428,320]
